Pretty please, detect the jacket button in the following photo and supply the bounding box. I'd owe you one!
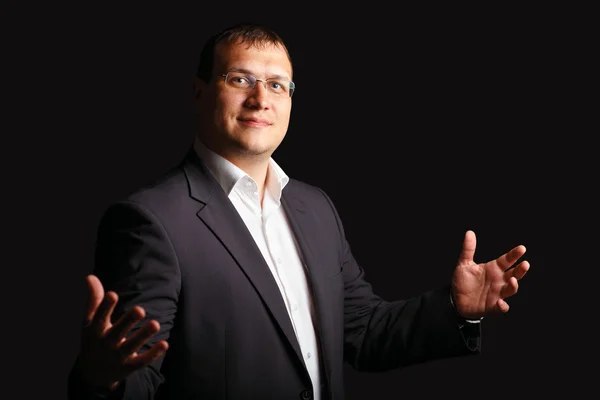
[300,389,313,399]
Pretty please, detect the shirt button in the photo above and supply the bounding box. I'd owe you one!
[291,304,298,311]
[300,389,313,400]
[277,258,282,264]
[306,352,311,359]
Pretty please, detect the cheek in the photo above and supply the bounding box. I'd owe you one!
[214,92,244,119]
[277,104,292,129]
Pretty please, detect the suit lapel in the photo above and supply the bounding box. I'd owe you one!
[182,150,307,371]
[281,192,334,391]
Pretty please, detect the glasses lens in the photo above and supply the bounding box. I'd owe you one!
[225,72,294,97]
[225,72,253,88]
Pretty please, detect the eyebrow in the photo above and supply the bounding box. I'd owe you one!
[228,68,291,81]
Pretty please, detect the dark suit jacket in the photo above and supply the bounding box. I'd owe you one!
[69,148,480,400]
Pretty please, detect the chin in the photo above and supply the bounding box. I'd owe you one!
[239,145,273,158]
[232,137,276,156]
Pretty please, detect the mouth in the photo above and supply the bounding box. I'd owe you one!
[238,117,272,127]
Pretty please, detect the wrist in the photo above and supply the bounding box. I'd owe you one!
[449,290,484,323]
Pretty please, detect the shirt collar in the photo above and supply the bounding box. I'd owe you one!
[193,137,289,201]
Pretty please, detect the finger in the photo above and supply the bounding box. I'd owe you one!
[500,276,519,299]
[104,305,146,346]
[91,291,119,335]
[496,298,510,313]
[497,245,527,271]
[510,260,530,281]
[118,320,161,358]
[458,230,476,265]
[123,340,169,372]
[84,275,104,326]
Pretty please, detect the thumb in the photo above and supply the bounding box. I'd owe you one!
[458,230,477,266]
[84,274,104,326]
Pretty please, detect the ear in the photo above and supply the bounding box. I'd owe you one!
[193,77,207,99]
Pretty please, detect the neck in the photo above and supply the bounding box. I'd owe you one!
[197,137,271,200]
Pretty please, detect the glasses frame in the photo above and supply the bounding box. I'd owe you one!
[220,72,295,98]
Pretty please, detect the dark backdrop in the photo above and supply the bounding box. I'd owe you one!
[5,3,591,399]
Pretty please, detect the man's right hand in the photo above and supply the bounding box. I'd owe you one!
[77,274,169,391]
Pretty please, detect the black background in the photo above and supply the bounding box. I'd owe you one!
[5,3,593,399]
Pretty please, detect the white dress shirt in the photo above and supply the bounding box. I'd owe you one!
[194,138,321,399]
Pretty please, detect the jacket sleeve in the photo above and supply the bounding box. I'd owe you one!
[68,200,181,400]
[316,188,480,372]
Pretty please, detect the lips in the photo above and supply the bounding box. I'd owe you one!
[238,117,272,126]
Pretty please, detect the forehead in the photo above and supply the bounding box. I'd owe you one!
[214,40,293,79]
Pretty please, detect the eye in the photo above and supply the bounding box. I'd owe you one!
[268,80,287,93]
[232,76,248,84]
[226,73,253,87]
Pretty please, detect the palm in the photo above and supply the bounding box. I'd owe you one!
[78,275,169,388]
[451,230,530,319]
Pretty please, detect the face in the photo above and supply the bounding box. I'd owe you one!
[193,40,293,163]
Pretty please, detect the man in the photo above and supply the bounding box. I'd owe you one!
[68,23,530,399]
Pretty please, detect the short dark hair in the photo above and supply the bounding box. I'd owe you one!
[195,23,292,83]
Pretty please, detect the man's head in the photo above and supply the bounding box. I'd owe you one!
[193,23,294,166]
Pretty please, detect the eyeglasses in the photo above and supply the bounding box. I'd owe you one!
[221,71,295,98]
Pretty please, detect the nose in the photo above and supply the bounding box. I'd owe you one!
[245,80,270,109]
[253,79,271,95]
